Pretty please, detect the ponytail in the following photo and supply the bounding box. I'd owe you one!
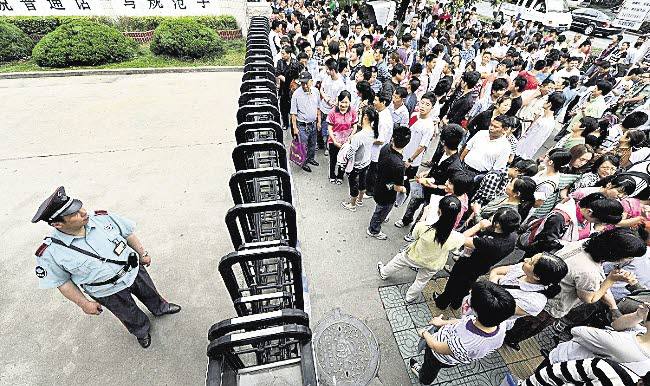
[533,253,569,299]
[363,106,380,139]
[431,195,462,246]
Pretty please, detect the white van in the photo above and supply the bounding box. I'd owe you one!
[499,0,573,31]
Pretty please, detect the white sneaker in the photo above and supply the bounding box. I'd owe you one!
[356,200,364,207]
[377,262,387,280]
[383,217,390,223]
[341,202,357,212]
[394,220,405,228]
[366,229,388,240]
[363,193,373,200]
[404,234,415,242]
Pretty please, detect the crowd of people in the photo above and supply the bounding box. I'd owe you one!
[271,0,650,384]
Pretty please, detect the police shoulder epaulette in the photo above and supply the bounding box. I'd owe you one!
[35,243,49,257]
[95,210,108,215]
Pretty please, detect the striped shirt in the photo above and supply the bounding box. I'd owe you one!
[431,316,507,365]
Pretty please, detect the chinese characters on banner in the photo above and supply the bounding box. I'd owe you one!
[0,0,232,16]
[613,0,650,29]
[0,0,102,15]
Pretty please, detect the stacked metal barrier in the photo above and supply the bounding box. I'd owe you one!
[205,16,317,386]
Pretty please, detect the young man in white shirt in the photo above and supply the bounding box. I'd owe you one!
[551,56,581,83]
[390,87,410,127]
[365,91,395,197]
[319,57,346,154]
[402,92,437,197]
[516,91,565,160]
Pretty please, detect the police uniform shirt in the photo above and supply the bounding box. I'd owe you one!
[34,211,139,298]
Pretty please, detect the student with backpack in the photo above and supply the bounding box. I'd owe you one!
[518,192,625,260]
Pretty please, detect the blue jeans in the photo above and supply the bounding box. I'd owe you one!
[298,122,317,163]
[368,202,393,235]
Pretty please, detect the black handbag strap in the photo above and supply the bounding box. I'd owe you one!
[46,237,128,266]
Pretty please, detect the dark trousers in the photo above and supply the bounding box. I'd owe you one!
[365,161,379,195]
[401,195,427,225]
[435,257,486,310]
[505,310,555,346]
[369,201,393,234]
[348,166,368,197]
[328,143,344,180]
[419,346,453,385]
[280,93,291,128]
[93,266,170,339]
[404,165,419,197]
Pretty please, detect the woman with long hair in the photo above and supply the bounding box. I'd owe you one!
[568,154,620,192]
[327,90,358,184]
[377,195,466,303]
[340,106,379,211]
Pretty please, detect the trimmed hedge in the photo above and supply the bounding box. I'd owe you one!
[3,16,112,35]
[32,20,137,67]
[2,15,238,35]
[150,18,225,59]
[0,21,35,62]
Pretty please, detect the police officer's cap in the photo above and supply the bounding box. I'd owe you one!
[31,186,83,223]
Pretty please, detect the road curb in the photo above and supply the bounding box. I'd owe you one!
[0,66,244,80]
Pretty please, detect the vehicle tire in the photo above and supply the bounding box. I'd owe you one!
[584,24,595,35]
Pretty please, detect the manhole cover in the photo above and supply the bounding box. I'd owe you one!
[312,308,380,386]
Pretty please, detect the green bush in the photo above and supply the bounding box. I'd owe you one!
[3,16,112,35]
[150,18,224,59]
[114,16,165,32]
[0,20,35,62]
[32,20,137,67]
[195,15,238,30]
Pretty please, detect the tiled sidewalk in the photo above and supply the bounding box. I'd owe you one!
[379,278,558,385]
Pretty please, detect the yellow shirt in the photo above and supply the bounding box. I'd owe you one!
[406,223,465,271]
[361,50,375,67]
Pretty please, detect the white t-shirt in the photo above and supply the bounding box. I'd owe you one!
[631,147,650,163]
[390,103,410,127]
[552,67,580,83]
[533,173,560,202]
[371,108,394,162]
[516,115,556,159]
[402,115,435,166]
[319,76,346,115]
[464,131,511,172]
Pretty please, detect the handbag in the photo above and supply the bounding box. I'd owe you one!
[289,137,307,167]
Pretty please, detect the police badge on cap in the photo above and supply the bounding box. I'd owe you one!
[31,187,83,223]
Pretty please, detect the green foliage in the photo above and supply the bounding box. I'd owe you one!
[1,15,239,35]
[2,16,112,35]
[0,20,35,62]
[32,20,137,67]
[150,18,225,59]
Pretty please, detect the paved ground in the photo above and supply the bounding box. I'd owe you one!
[0,72,425,385]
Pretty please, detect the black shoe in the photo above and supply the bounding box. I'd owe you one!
[505,340,521,351]
[160,303,181,315]
[307,159,319,166]
[302,165,312,172]
[138,333,151,348]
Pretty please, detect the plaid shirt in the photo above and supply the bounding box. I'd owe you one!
[473,171,509,206]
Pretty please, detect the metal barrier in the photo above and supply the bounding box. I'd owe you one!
[234,121,283,144]
[205,16,317,386]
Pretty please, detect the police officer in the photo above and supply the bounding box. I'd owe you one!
[31,187,181,348]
